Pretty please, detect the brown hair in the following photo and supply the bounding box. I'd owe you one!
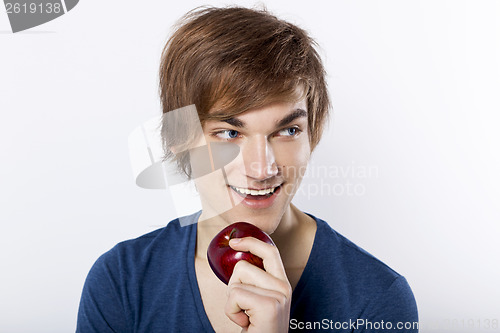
[159,6,330,178]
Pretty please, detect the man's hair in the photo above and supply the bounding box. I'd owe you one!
[159,6,330,178]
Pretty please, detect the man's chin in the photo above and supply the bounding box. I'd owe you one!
[221,205,286,235]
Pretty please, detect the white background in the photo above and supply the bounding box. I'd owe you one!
[1,1,499,332]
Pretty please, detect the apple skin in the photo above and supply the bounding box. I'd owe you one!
[207,222,276,285]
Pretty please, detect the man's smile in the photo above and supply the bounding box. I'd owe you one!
[228,184,283,208]
[229,184,282,196]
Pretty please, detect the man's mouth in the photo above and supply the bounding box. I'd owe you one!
[229,185,282,199]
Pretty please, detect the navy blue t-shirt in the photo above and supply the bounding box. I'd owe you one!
[76,212,418,332]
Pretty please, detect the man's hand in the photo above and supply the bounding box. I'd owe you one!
[225,237,292,333]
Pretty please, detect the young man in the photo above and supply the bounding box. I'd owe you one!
[77,7,418,332]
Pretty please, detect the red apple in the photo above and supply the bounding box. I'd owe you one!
[207,222,275,284]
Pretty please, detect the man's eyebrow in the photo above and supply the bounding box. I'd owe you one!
[221,108,307,128]
[276,108,307,128]
[222,117,245,128]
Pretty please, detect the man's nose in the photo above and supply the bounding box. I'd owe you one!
[242,136,278,180]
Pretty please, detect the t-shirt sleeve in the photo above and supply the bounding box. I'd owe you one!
[357,276,419,333]
[76,250,131,333]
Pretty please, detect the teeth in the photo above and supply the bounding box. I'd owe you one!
[232,186,277,196]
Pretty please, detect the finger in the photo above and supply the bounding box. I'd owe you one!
[229,237,287,280]
[224,286,253,328]
[225,306,250,329]
[224,285,280,328]
[228,260,291,298]
[227,282,288,306]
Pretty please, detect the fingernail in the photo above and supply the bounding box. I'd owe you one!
[229,238,241,244]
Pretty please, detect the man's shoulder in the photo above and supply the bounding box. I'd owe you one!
[309,214,402,290]
[296,214,418,327]
[95,212,198,270]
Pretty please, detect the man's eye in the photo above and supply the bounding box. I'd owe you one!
[215,129,240,139]
[277,127,301,137]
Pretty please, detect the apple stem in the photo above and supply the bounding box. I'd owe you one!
[229,228,237,240]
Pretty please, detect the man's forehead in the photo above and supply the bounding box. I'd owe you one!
[207,84,308,117]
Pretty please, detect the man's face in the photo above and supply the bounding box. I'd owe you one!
[195,98,311,234]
